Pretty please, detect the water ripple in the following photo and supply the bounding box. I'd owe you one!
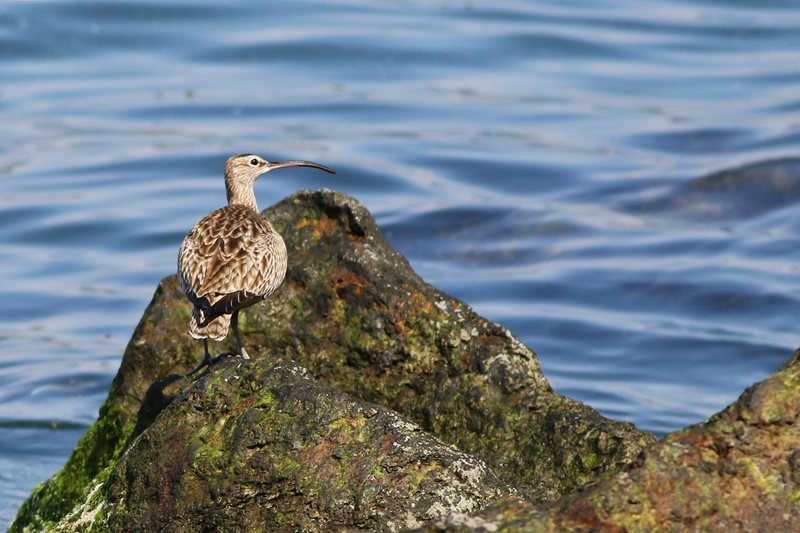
[4,0,800,526]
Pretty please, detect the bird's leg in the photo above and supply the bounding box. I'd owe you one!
[186,338,214,376]
[231,309,251,360]
[186,312,251,377]
[186,338,239,377]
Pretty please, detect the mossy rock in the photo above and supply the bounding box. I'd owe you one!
[11,189,654,531]
[411,349,800,532]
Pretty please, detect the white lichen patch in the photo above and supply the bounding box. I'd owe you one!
[283,360,310,379]
[451,457,491,490]
[362,245,381,265]
[428,492,480,518]
[435,512,500,532]
[385,509,422,531]
[54,481,106,533]
[504,327,535,360]
[387,414,423,453]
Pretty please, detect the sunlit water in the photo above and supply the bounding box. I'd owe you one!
[3,0,800,526]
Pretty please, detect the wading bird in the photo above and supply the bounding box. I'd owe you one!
[178,153,335,375]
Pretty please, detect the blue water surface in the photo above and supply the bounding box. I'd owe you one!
[3,0,800,526]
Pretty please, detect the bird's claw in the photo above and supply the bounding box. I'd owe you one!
[186,351,246,377]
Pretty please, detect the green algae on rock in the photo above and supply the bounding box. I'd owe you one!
[107,357,514,531]
[412,348,800,532]
[247,189,656,500]
[11,189,655,531]
[10,277,194,532]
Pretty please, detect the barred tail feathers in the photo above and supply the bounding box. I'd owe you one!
[190,306,231,341]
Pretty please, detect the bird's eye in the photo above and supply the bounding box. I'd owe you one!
[249,158,259,166]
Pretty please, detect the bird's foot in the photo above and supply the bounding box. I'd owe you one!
[186,351,249,377]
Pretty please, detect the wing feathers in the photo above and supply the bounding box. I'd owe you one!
[178,204,288,340]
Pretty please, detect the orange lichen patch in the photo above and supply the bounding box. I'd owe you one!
[306,434,337,465]
[403,289,437,315]
[331,266,371,298]
[558,492,627,533]
[310,214,348,238]
[13,190,659,532]
[387,314,409,340]
[293,216,321,231]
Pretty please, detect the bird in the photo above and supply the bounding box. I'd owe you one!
[178,153,335,376]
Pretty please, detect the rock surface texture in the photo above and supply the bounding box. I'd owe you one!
[26,189,794,532]
[415,350,800,532]
[111,357,515,531]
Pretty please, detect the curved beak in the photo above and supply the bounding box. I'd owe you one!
[268,160,336,174]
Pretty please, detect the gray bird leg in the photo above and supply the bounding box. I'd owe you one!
[186,338,214,376]
[186,338,238,377]
[230,309,251,360]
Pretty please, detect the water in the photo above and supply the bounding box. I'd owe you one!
[3,0,800,526]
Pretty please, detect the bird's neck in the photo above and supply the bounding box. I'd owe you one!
[226,181,259,212]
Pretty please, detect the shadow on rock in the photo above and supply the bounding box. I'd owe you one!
[12,189,655,532]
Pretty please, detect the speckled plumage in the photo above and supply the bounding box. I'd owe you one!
[178,204,287,340]
[178,153,334,375]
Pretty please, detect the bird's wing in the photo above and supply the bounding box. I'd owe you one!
[250,230,288,297]
[178,205,286,314]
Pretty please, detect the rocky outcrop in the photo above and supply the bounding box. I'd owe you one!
[415,350,800,532]
[106,357,515,531]
[12,189,655,531]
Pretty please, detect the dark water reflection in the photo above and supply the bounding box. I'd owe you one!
[3,0,800,526]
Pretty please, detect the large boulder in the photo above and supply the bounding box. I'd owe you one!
[99,357,514,531]
[415,349,800,532]
[11,190,654,531]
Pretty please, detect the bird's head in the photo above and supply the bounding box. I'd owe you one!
[224,153,335,208]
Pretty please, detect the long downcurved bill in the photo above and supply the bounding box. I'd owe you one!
[269,160,336,174]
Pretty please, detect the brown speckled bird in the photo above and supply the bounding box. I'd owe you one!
[178,153,335,375]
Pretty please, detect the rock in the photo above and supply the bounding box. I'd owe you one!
[244,189,655,500]
[411,348,800,532]
[620,157,800,222]
[11,189,654,531]
[107,357,514,531]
